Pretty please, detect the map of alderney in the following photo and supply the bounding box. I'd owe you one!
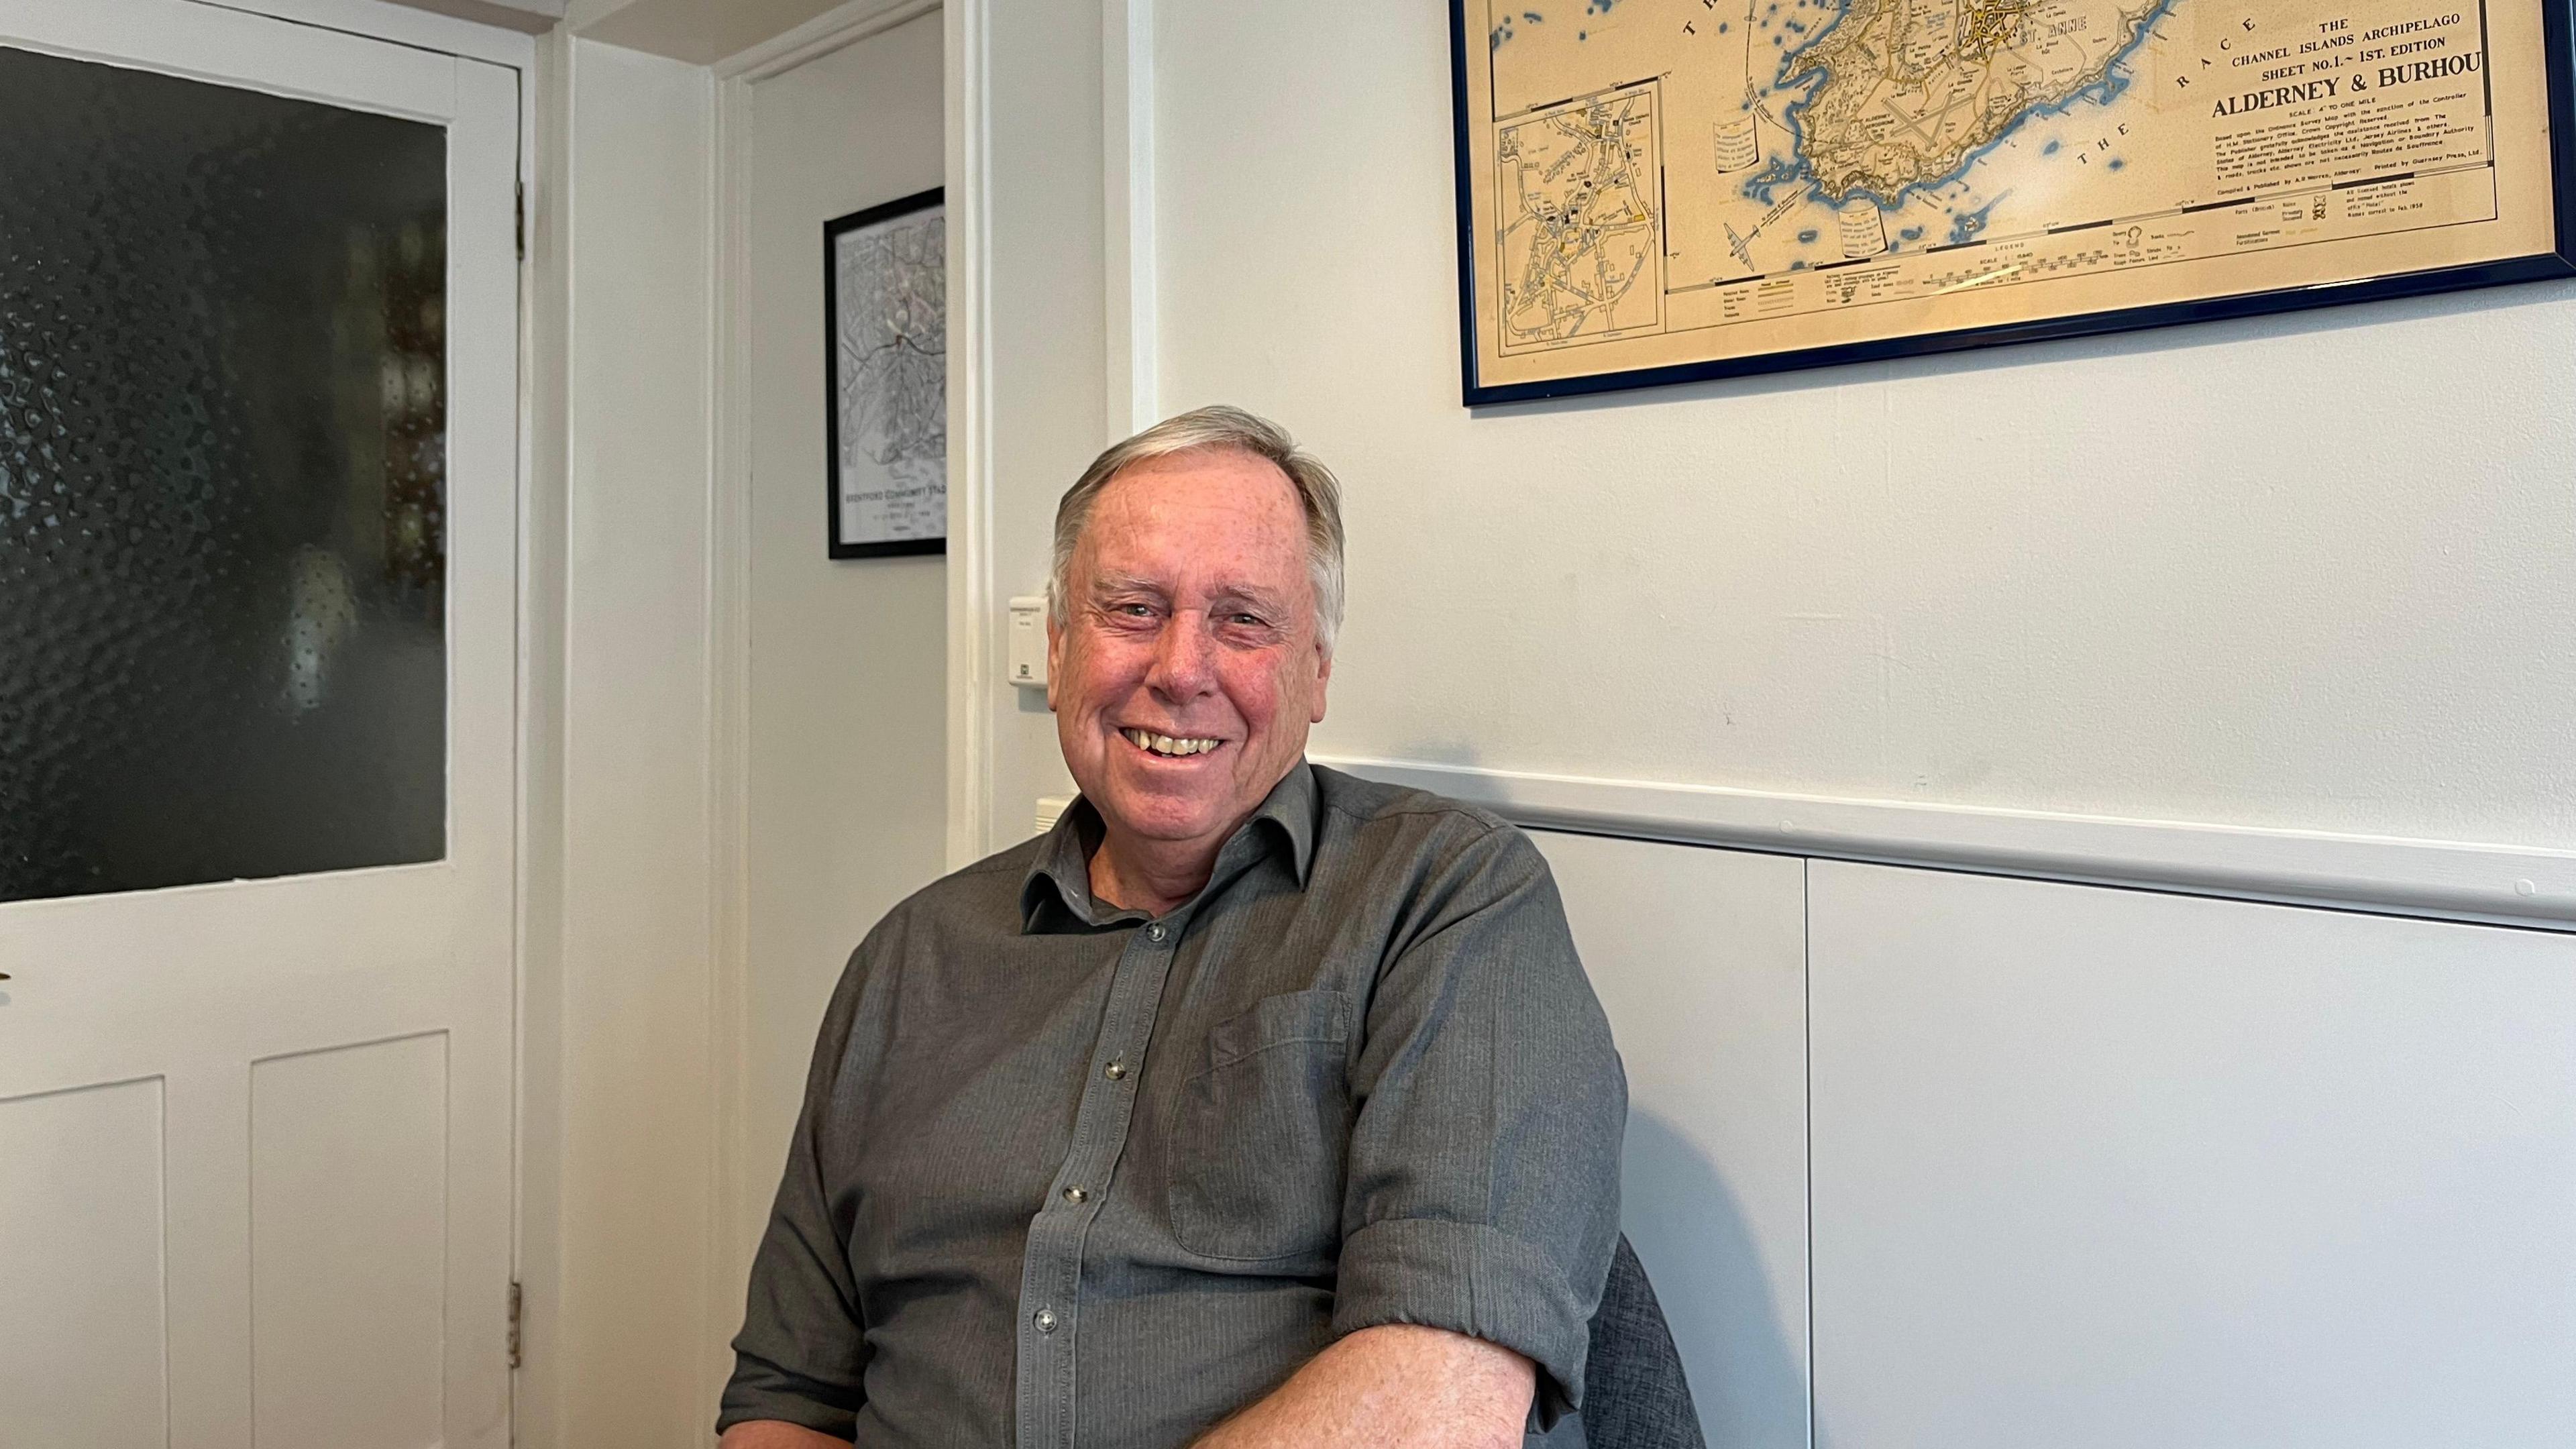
[1459,0,2559,392]
[1785,0,2170,203]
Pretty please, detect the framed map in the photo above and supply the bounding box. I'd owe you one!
[1450,0,2576,403]
[826,188,946,558]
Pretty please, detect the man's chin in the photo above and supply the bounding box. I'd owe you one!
[1091,789,1241,849]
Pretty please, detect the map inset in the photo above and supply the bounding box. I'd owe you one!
[1460,0,2558,391]
[834,205,945,547]
[1499,89,1665,345]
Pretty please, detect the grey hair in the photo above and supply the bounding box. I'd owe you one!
[1046,405,1348,655]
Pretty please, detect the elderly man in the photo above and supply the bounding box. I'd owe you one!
[718,407,1627,1448]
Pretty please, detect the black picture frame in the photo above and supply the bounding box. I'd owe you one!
[1449,0,2576,407]
[825,186,947,559]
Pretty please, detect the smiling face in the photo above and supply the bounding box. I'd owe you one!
[1047,447,1332,881]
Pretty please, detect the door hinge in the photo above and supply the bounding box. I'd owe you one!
[515,181,527,262]
[507,1279,524,1369]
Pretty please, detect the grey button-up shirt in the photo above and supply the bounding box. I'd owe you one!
[719,763,1627,1448]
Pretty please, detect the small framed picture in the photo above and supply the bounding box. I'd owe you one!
[824,187,946,558]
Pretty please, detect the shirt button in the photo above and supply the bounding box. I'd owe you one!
[1033,1307,1059,1334]
[1146,922,1167,943]
[1062,1185,1089,1204]
[1104,1061,1129,1081]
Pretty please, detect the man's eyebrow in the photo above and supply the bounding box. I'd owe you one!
[1085,574,1292,616]
[1209,584,1293,616]
[1087,574,1168,598]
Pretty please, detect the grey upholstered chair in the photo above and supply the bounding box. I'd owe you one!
[1578,1235,1707,1449]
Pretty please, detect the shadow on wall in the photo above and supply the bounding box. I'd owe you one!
[1621,1108,1811,1449]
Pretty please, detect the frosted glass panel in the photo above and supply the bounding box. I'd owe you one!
[0,46,448,902]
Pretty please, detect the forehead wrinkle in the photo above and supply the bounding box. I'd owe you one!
[1085,462,1308,563]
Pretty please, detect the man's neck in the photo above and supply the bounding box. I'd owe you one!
[1088,822,1240,919]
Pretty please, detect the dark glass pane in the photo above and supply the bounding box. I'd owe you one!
[0,46,448,904]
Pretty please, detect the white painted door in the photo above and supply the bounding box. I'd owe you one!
[0,3,519,1446]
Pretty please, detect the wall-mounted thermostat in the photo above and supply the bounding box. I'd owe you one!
[1007,596,1047,688]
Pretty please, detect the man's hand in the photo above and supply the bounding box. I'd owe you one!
[1191,1324,1536,1449]
[716,1422,851,1449]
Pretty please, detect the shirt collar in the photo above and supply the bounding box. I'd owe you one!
[1019,760,1318,932]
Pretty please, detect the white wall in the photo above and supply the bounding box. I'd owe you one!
[472,2,2576,1442]
[1531,831,2576,1447]
[1804,861,2576,1449]
[968,0,1103,853]
[737,7,948,1239]
[497,0,2576,1440]
[527,14,956,1448]
[929,10,2576,1441]
[1534,833,1810,1449]
[1136,0,2576,855]
[521,33,721,1449]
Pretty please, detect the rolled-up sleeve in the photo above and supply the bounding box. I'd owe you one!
[1330,821,1627,1431]
[717,945,874,1438]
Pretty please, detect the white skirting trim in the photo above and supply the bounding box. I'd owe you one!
[1316,755,2576,931]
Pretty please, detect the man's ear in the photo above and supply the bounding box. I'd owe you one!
[1043,612,1063,713]
[1309,644,1332,725]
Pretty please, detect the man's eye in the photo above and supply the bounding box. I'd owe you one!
[1226,613,1265,627]
[1114,603,1155,618]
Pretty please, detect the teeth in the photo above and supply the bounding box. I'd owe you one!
[1123,728,1219,757]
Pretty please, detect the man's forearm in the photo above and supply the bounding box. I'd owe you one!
[1191,1324,1535,1449]
[716,1421,851,1449]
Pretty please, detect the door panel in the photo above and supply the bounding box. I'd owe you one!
[0,1076,169,1449]
[251,1034,449,1449]
[0,3,519,1445]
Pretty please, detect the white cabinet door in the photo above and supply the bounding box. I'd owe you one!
[0,3,519,1446]
[1809,861,2576,1448]
[1533,832,1812,1449]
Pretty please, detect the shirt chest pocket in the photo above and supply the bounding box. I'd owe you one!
[1167,988,1354,1263]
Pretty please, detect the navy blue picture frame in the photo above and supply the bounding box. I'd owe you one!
[1450,0,2576,407]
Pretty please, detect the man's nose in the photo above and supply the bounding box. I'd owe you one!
[1144,612,1215,700]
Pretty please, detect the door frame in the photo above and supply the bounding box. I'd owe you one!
[208,0,539,66]
[702,1,947,1431]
